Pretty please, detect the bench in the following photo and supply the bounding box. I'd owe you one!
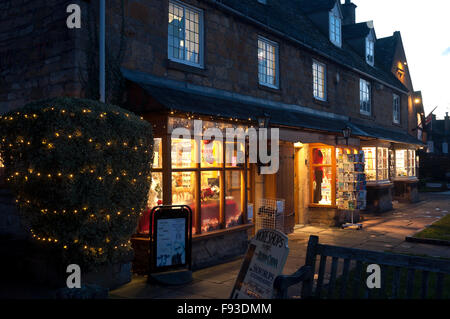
[274,235,450,299]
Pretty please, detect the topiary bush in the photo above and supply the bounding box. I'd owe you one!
[0,97,153,270]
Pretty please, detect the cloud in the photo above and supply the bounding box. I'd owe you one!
[443,47,450,56]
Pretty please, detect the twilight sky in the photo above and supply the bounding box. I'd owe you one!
[352,0,450,119]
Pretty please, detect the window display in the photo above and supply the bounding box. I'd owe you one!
[201,140,222,168]
[148,172,163,208]
[172,138,197,168]
[225,171,243,228]
[362,147,388,182]
[395,149,416,178]
[225,141,245,168]
[153,138,163,169]
[311,147,333,206]
[201,171,221,232]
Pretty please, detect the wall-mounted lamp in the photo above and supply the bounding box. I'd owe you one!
[342,126,352,146]
[257,113,271,175]
[414,98,421,104]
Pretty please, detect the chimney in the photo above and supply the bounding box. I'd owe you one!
[341,0,357,25]
[445,112,450,136]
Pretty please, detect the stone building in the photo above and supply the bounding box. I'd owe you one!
[0,0,425,269]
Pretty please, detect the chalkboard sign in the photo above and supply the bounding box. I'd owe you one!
[230,229,289,299]
[149,205,192,274]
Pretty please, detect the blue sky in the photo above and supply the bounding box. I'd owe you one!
[353,0,450,119]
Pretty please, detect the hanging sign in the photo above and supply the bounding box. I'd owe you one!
[230,229,289,299]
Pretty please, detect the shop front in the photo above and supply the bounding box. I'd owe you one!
[132,116,255,272]
[392,147,419,203]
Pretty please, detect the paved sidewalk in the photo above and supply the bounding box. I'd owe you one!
[110,193,450,299]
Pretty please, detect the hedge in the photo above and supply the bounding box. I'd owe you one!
[0,97,153,269]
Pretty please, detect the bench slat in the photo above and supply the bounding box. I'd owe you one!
[316,244,450,274]
[436,273,444,299]
[315,255,327,299]
[392,267,401,299]
[421,271,429,299]
[340,258,351,299]
[406,269,415,299]
[352,261,363,299]
[327,257,339,299]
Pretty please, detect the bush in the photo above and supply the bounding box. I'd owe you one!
[0,97,153,270]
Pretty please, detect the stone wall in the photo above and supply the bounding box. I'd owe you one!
[0,0,82,114]
[365,184,394,214]
[308,207,361,227]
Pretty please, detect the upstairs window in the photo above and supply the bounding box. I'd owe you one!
[393,94,400,124]
[360,79,371,115]
[168,1,203,67]
[366,37,374,66]
[329,7,342,47]
[313,61,326,101]
[258,36,279,89]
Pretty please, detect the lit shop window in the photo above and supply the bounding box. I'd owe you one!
[201,140,222,168]
[225,170,243,228]
[153,138,163,169]
[311,147,334,206]
[172,138,197,168]
[362,147,389,182]
[225,141,245,168]
[148,172,163,208]
[201,171,221,232]
[395,150,416,177]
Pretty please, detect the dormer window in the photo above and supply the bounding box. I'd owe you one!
[329,4,342,47]
[366,37,374,66]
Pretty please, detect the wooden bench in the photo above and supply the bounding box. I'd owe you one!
[274,235,450,299]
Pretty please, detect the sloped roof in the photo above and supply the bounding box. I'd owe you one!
[296,0,337,14]
[375,34,397,73]
[216,0,407,93]
[343,22,372,40]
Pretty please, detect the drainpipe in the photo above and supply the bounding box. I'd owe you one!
[99,0,105,103]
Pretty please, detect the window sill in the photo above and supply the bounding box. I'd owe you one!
[392,121,402,128]
[166,59,207,77]
[309,204,337,209]
[393,177,418,183]
[359,112,375,121]
[258,83,281,94]
[192,223,254,241]
[313,97,330,107]
[366,181,393,189]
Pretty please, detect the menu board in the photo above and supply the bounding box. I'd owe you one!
[156,218,186,267]
[336,151,367,211]
[230,229,289,299]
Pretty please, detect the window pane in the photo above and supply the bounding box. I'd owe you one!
[172,171,197,233]
[258,38,278,87]
[312,166,333,205]
[153,138,163,169]
[225,171,243,228]
[395,150,408,177]
[225,141,245,168]
[363,147,376,181]
[201,140,223,168]
[172,138,197,168]
[148,172,163,208]
[201,171,221,233]
[312,148,332,165]
[377,148,388,181]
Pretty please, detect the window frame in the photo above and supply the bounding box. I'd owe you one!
[394,149,417,179]
[393,94,401,124]
[313,61,327,101]
[366,37,375,66]
[360,79,372,116]
[257,36,280,89]
[167,0,204,68]
[329,7,342,47]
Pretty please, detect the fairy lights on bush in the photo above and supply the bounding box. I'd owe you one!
[0,97,154,270]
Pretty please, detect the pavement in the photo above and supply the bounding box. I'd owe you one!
[109,192,450,299]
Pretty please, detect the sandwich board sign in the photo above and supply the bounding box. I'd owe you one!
[230,229,289,299]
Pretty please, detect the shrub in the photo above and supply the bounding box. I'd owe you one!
[0,97,153,270]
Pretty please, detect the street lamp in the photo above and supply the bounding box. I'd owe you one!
[342,126,352,146]
[257,113,270,174]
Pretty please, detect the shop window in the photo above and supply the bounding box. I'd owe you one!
[172,138,197,168]
[172,171,197,231]
[148,172,163,208]
[225,141,245,168]
[201,171,221,232]
[362,147,388,182]
[310,146,334,206]
[395,149,416,178]
[225,170,243,228]
[201,139,222,168]
[153,138,163,169]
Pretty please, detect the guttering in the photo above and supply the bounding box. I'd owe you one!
[208,0,409,95]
